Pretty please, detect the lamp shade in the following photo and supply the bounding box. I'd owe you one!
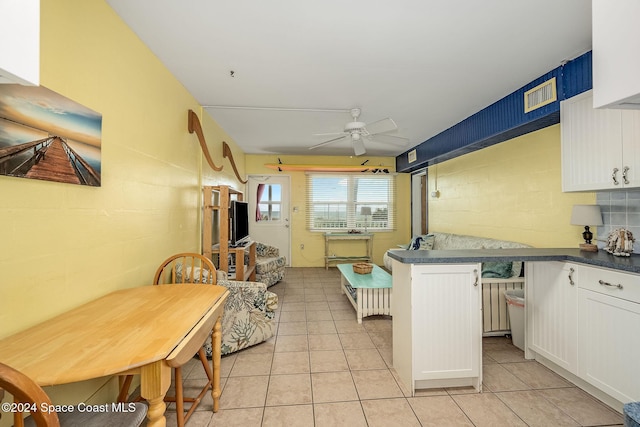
[570,205,603,226]
[360,207,372,216]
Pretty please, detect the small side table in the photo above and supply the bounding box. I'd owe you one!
[324,232,373,269]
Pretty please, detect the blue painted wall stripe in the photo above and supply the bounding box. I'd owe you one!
[396,51,592,172]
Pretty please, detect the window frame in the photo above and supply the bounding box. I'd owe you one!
[306,172,395,232]
[255,182,282,222]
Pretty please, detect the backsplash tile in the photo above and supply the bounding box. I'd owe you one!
[596,190,640,254]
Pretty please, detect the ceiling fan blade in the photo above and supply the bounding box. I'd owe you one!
[364,118,398,135]
[309,135,348,150]
[353,139,366,156]
[368,133,410,146]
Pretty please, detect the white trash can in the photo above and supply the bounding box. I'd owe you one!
[505,289,525,351]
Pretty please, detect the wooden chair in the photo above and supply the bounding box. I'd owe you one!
[0,362,147,427]
[153,252,218,286]
[119,253,218,427]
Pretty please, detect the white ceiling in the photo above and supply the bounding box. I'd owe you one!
[106,0,592,158]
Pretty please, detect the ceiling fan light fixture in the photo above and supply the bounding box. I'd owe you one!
[344,121,366,132]
[353,139,366,156]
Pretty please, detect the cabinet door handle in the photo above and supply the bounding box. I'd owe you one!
[599,279,623,290]
[568,268,575,286]
[612,168,619,185]
[473,269,479,286]
[623,166,630,185]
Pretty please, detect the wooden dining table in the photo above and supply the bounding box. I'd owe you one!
[0,284,229,427]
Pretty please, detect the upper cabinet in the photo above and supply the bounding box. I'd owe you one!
[0,0,40,86]
[592,0,640,109]
[562,90,640,191]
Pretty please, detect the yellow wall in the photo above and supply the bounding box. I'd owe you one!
[245,155,412,266]
[0,0,240,411]
[428,125,596,246]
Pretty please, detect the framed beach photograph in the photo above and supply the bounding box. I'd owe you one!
[0,84,102,186]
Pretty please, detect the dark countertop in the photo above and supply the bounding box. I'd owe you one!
[386,248,640,274]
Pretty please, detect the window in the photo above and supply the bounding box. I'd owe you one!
[255,183,281,222]
[306,173,395,231]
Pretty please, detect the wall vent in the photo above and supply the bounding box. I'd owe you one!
[408,149,417,163]
[524,77,557,113]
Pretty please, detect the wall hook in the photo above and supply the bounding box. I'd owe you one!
[187,110,223,171]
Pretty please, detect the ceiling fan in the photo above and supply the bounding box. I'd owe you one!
[309,108,409,156]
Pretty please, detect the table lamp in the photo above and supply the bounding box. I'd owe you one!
[361,207,372,232]
[570,204,603,252]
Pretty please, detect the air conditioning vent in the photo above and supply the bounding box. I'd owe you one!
[524,77,557,113]
[408,149,417,163]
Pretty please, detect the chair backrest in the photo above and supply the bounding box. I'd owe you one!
[153,253,217,285]
[0,362,61,427]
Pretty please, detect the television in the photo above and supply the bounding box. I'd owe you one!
[230,200,250,246]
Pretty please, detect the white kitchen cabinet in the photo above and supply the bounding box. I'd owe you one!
[526,262,578,374]
[561,90,640,191]
[592,0,640,109]
[392,261,482,395]
[0,0,40,85]
[577,265,640,404]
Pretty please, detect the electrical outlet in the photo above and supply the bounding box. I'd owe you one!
[300,243,304,250]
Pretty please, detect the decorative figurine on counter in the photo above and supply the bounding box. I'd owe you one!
[604,228,635,257]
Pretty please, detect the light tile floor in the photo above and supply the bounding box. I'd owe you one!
[161,267,624,427]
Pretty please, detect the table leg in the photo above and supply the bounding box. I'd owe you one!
[140,361,171,427]
[211,316,222,412]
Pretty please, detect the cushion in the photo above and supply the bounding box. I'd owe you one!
[482,261,513,278]
[407,236,423,250]
[176,264,213,284]
[421,234,435,250]
[407,234,435,250]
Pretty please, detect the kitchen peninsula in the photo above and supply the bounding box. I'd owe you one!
[388,248,640,412]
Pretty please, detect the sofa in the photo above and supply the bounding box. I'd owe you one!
[383,232,531,278]
[252,242,286,287]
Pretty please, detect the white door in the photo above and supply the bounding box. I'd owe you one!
[248,175,291,265]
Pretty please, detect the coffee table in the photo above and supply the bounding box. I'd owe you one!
[337,263,392,323]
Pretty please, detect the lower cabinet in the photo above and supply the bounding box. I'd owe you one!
[527,262,578,374]
[528,262,640,406]
[577,265,640,403]
[392,261,482,395]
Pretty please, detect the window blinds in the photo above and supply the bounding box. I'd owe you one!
[306,172,396,231]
